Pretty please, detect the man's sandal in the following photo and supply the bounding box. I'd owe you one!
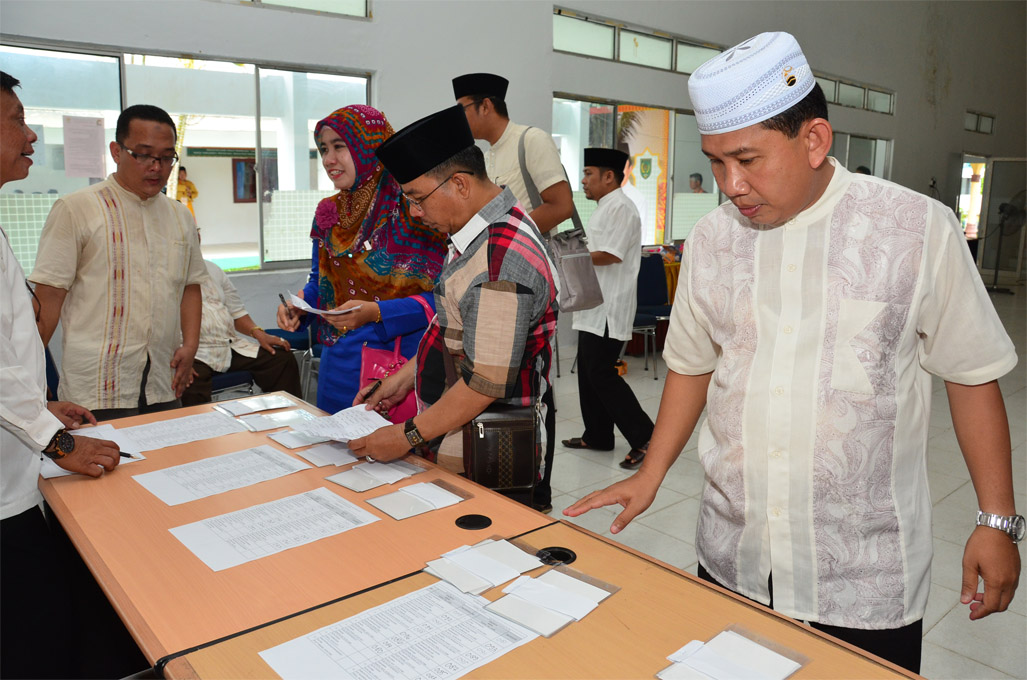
[619,448,647,469]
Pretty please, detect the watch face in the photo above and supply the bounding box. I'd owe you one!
[57,432,75,454]
[1014,516,1026,542]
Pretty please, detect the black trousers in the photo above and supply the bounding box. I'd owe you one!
[90,356,180,421]
[697,563,922,674]
[576,329,654,450]
[181,347,302,407]
[1,507,76,679]
[534,387,557,506]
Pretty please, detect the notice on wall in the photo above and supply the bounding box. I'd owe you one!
[62,116,106,178]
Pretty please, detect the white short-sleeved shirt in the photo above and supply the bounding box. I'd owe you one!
[1,228,62,519]
[30,176,207,410]
[573,188,642,341]
[195,261,259,373]
[664,159,1016,629]
[485,122,567,213]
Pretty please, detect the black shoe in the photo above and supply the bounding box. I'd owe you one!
[532,502,553,514]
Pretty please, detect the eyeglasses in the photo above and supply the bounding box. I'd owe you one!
[403,171,473,208]
[119,144,179,167]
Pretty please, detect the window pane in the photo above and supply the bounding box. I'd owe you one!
[619,30,672,69]
[618,105,671,243]
[816,77,837,102]
[254,0,365,17]
[672,113,719,241]
[964,112,979,131]
[866,89,892,114]
[838,82,864,108]
[978,115,994,134]
[0,45,121,273]
[125,55,260,270]
[259,69,367,264]
[830,132,850,165]
[553,14,614,59]
[551,98,615,232]
[675,43,720,74]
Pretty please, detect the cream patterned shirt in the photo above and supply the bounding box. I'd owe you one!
[485,121,568,213]
[196,260,259,373]
[30,176,207,410]
[664,159,1016,629]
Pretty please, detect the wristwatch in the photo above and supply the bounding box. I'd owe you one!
[976,510,1026,543]
[403,418,425,448]
[42,428,75,460]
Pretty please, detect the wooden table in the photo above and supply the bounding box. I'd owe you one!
[38,395,551,664]
[161,522,919,679]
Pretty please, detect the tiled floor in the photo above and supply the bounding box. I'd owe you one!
[547,286,1026,680]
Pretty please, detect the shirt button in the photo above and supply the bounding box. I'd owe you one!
[787,264,797,272]
[771,507,782,517]
[782,325,793,334]
[774,386,785,396]
[770,450,782,459]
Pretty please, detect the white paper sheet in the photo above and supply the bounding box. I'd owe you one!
[665,631,802,680]
[259,581,536,680]
[39,424,147,478]
[237,409,316,432]
[212,394,296,416]
[502,575,597,621]
[289,293,361,317]
[62,115,106,178]
[132,445,311,505]
[365,489,435,520]
[169,487,379,571]
[444,547,521,587]
[116,412,248,452]
[402,481,463,508]
[294,442,357,467]
[293,405,392,443]
[268,430,331,449]
[485,593,573,638]
[325,467,381,493]
[425,557,492,594]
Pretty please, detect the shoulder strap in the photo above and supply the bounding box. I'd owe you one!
[518,127,543,211]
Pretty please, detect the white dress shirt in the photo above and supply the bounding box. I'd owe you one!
[195,261,259,372]
[573,187,642,341]
[1,228,62,519]
[664,159,1016,629]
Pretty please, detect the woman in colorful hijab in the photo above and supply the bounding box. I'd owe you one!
[277,105,447,413]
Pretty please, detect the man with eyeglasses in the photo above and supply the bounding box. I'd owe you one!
[30,104,206,420]
[348,105,557,511]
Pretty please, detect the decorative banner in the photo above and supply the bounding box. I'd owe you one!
[618,106,669,244]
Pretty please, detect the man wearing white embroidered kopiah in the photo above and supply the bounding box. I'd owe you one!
[566,32,1020,673]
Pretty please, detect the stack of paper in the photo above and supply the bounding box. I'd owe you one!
[485,569,613,637]
[268,429,331,449]
[116,411,248,451]
[425,539,543,594]
[366,481,464,520]
[213,394,295,416]
[293,405,392,443]
[293,442,358,467]
[237,408,316,432]
[657,630,802,680]
[325,460,424,492]
[40,424,147,479]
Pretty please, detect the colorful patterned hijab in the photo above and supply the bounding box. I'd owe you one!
[311,105,447,345]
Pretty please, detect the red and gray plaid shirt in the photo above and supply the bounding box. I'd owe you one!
[415,188,557,407]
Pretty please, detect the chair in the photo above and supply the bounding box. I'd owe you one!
[44,347,60,399]
[630,312,659,380]
[631,253,671,380]
[264,327,317,402]
[211,370,255,400]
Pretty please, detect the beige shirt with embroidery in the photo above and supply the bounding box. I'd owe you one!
[665,159,1016,629]
[30,176,207,410]
[196,260,259,373]
[485,121,567,212]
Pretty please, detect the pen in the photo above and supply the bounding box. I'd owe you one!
[364,379,383,402]
[119,452,136,459]
[278,293,294,319]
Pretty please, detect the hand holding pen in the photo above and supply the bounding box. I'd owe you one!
[277,292,302,332]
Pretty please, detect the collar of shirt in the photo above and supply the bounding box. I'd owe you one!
[489,119,521,153]
[449,187,518,255]
[596,186,625,209]
[107,173,166,207]
[779,157,848,229]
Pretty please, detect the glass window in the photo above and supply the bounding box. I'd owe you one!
[259,68,367,265]
[0,46,121,273]
[671,112,719,241]
[251,0,365,17]
[617,105,671,243]
[830,131,850,166]
[553,14,615,60]
[838,82,865,108]
[978,115,994,134]
[816,77,837,103]
[675,43,720,74]
[551,97,615,232]
[866,89,892,114]
[619,30,672,69]
[964,111,979,131]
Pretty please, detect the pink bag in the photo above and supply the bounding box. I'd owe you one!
[359,337,417,423]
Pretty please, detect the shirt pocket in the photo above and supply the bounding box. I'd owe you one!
[830,298,888,395]
[161,240,190,287]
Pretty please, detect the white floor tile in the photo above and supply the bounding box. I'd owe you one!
[920,642,1017,680]
[924,607,1027,677]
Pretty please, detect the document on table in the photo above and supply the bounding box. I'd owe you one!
[293,405,392,443]
[259,581,536,680]
[213,394,296,416]
[169,487,379,571]
[268,429,331,449]
[39,424,147,479]
[325,459,424,492]
[293,442,358,467]
[366,481,465,520]
[116,411,248,452]
[658,630,803,680]
[289,293,359,317]
[132,445,311,506]
[237,408,316,432]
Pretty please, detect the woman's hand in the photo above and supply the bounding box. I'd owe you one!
[277,291,305,332]
[323,300,380,334]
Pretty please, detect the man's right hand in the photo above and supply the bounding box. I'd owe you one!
[563,472,662,534]
[55,436,120,477]
[352,372,413,416]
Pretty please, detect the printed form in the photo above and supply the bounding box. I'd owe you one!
[170,487,379,571]
[116,412,248,452]
[259,581,536,680]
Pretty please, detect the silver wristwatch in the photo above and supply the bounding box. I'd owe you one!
[976,511,1026,543]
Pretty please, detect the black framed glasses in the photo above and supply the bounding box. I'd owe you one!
[119,144,179,167]
[403,171,474,208]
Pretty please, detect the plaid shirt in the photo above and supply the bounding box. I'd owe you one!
[416,188,557,407]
